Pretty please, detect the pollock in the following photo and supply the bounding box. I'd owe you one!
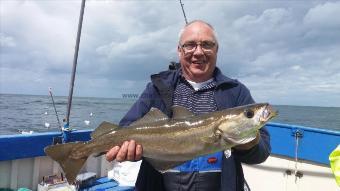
[45,103,277,183]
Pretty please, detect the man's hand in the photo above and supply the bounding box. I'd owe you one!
[233,132,260,151]
[105,140,143,162]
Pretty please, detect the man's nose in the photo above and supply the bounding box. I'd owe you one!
[193,44,204,56]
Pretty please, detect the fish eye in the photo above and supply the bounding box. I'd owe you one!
[244,109,254,118]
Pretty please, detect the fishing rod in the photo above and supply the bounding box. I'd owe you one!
[179,0,188,24]
[48,87,62,130]
[64,0,86,132]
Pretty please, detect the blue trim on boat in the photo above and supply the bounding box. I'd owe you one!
[0,130,91,161]
[0,123,339,165]
[266,122,339,165]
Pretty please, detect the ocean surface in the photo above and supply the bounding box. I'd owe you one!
[0,93,339,135]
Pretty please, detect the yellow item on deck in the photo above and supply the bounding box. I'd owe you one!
[329,144,340,186]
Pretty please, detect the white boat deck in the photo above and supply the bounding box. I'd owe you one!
[244,155,339,191]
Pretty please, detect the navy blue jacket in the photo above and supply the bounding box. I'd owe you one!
[119,67,271,191]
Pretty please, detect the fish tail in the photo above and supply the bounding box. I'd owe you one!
[44,142,88,183]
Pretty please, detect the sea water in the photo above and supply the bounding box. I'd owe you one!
[0,94,339,135]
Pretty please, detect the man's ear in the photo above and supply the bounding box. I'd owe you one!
[177,45,182,57]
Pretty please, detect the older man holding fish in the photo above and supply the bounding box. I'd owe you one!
[45,20,274,190]
[105,20,272,191]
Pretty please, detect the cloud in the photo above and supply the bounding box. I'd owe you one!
[95,26,177,63]
[304,1,340,28]
[1,0,339,106]
[0,33,16,47]
[0,1,80,71]
[210,2,340,106]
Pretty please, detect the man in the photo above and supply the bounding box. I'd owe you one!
[106,20,271,191]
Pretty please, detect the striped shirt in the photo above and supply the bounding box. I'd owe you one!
[163,76,221,191]
[173,76,217,115]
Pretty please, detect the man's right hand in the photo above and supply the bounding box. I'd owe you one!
[105,140,143,162]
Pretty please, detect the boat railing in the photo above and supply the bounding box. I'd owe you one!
[266,122,339,166]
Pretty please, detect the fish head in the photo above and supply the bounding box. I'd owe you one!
[217,103,277,145]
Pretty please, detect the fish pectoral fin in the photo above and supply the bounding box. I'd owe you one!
[144,157,187,172]
[201,130,221,144]
[129,107,169,127]
[91,121,119,139]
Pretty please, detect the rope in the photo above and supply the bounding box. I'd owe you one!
[294,132,299,182]
[294,130,303,182]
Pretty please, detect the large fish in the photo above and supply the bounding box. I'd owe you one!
[44,103,276,183]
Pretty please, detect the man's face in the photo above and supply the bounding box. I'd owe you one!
[178,22,218,82]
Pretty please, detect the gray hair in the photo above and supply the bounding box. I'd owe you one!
[178,20,219,45]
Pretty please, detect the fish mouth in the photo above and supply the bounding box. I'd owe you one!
[260,104,278,122]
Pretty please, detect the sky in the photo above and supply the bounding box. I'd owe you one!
[1,0,340,107]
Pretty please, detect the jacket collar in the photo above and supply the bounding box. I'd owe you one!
[151,66,237,89]
[213,67,238,87]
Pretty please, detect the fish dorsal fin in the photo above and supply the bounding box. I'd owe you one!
[171,105,195,120]
[129,107,169,127]
[91,121,119,139]
[144,157,188,172]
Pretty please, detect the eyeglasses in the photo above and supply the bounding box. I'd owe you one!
[180,41,216,55]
